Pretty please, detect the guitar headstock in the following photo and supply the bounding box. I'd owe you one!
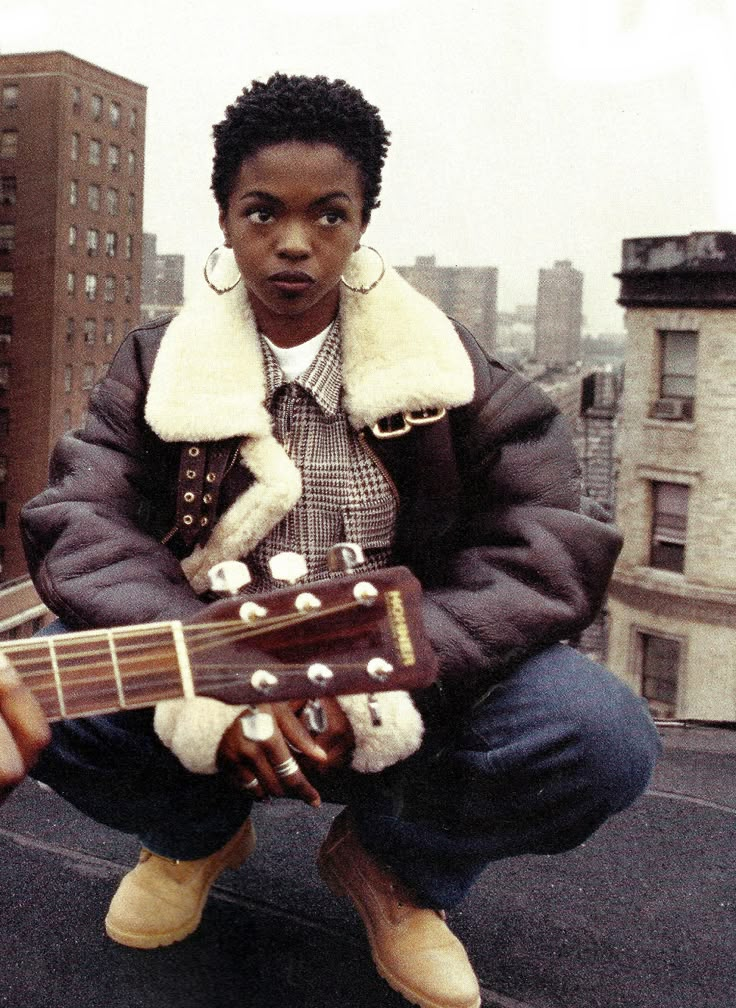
[187,557,437,707]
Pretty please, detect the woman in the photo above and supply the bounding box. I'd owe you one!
[21,74,660,1008]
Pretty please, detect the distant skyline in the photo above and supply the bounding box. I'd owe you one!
[5,0,735,333]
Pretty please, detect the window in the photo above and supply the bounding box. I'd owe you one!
[129,108,138,132]
[0,408,8,435]
[70,179,79,207]
[127,192,136,218]
[651,330,697,421]
[0,224,14,252]
[84,318,96,344]
[0,130,17,159]
[107,188,119,215]
[104,318,114,344]
[70,132,79,161]
[104,275,116,302]
[105,231,117,257]
[67,224,76,249]
[108,144,120,172]
[125,234,133,260]
[64,364,73,392]
[0,272,12,297]
[89,138,101,167]
[128,150,136,176]
[109,101,121,127]
[638,632,680,719]
[72,86,81,112]
[86,228,99,256]
[0,317,12,344]
[65,317,75,342]
[0,177,16,206]
[63,409,72,431]
[0,364,9,390]
[88,184,100,211]
[0,455,6,481]
[67,271,76,295]
[82,364,95,390]
[650,481,689,573]
[2,86,18,110]
[91,94,102,121]
[124,276,133,303]
[84,273,97,301]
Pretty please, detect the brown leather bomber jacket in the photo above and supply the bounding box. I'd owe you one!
[20,315,622,708]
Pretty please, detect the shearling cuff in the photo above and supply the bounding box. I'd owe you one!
[336,691,424,773]
[154,697,246,775]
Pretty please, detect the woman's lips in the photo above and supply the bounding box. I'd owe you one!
[268,270,315,294]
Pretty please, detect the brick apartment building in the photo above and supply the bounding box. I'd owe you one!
[607,232,736,720]
[535,259,584,367]
[0,51,146,579]
[397,255,497,355]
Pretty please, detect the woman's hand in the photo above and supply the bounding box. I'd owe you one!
[217,701,329,807]
[292,697,355,774]
[0,653,51,802]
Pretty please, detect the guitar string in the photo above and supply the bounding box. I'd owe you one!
[5,599,385,704]
[2,596,368,678]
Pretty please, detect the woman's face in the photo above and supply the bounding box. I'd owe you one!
[220,140,367,346]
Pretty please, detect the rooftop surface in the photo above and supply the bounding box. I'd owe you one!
[1,724,734,1008]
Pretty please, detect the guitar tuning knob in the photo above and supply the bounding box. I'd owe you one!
[326,542,365,574]
[207,560,252,596]
[269,551,308,585]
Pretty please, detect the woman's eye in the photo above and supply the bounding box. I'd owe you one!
[246,208,274,224]
[319,210,345,226]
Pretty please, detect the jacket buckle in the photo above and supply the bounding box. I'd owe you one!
[371,407,447,440]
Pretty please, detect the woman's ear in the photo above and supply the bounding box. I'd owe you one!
[218,209,231,248]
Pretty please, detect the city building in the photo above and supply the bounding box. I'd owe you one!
[607,232,736,720]
[140,232,184,323]
[397,255,497,355]
[534,259,583,367]
[0,51,146,579]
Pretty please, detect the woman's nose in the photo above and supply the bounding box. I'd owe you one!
[276,218,311,258]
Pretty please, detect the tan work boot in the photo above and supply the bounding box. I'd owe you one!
[105,818,256,948]
[318,810,481,1008]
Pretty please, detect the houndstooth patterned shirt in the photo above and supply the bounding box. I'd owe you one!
[246,321,398,590]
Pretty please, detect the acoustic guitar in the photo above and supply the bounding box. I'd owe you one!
[0,556,438,722]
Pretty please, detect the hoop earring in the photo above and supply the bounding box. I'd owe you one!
[340,245,386,295]
[203,246,242,295]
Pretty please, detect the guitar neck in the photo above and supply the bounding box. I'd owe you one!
[1,621,195,721]
[0,566,438,721]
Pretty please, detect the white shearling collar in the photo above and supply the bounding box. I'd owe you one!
[145,255,475,442]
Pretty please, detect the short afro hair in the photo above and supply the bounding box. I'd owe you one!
[212,74,390,223]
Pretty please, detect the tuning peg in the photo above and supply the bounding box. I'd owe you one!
[367,657,394,682]
[269,551,308,585]
[326,542,365,574]
[207,560,251,596]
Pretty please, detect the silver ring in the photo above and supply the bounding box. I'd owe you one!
[243,777,260,791]
[273,756,300,778]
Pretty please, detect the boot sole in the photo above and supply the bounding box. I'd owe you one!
[317,853,481,1008]
[105,822,257,950]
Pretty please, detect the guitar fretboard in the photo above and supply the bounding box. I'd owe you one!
[2,621,188,720]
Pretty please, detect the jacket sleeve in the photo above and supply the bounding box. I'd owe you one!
[422,350,622,694]
[20,332,206,630]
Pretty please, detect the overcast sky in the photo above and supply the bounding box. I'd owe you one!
[5,0,736,333]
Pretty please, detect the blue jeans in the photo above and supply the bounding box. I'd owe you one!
[32,625,660,909]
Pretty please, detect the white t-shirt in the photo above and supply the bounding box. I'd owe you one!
[261,322,333,382]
